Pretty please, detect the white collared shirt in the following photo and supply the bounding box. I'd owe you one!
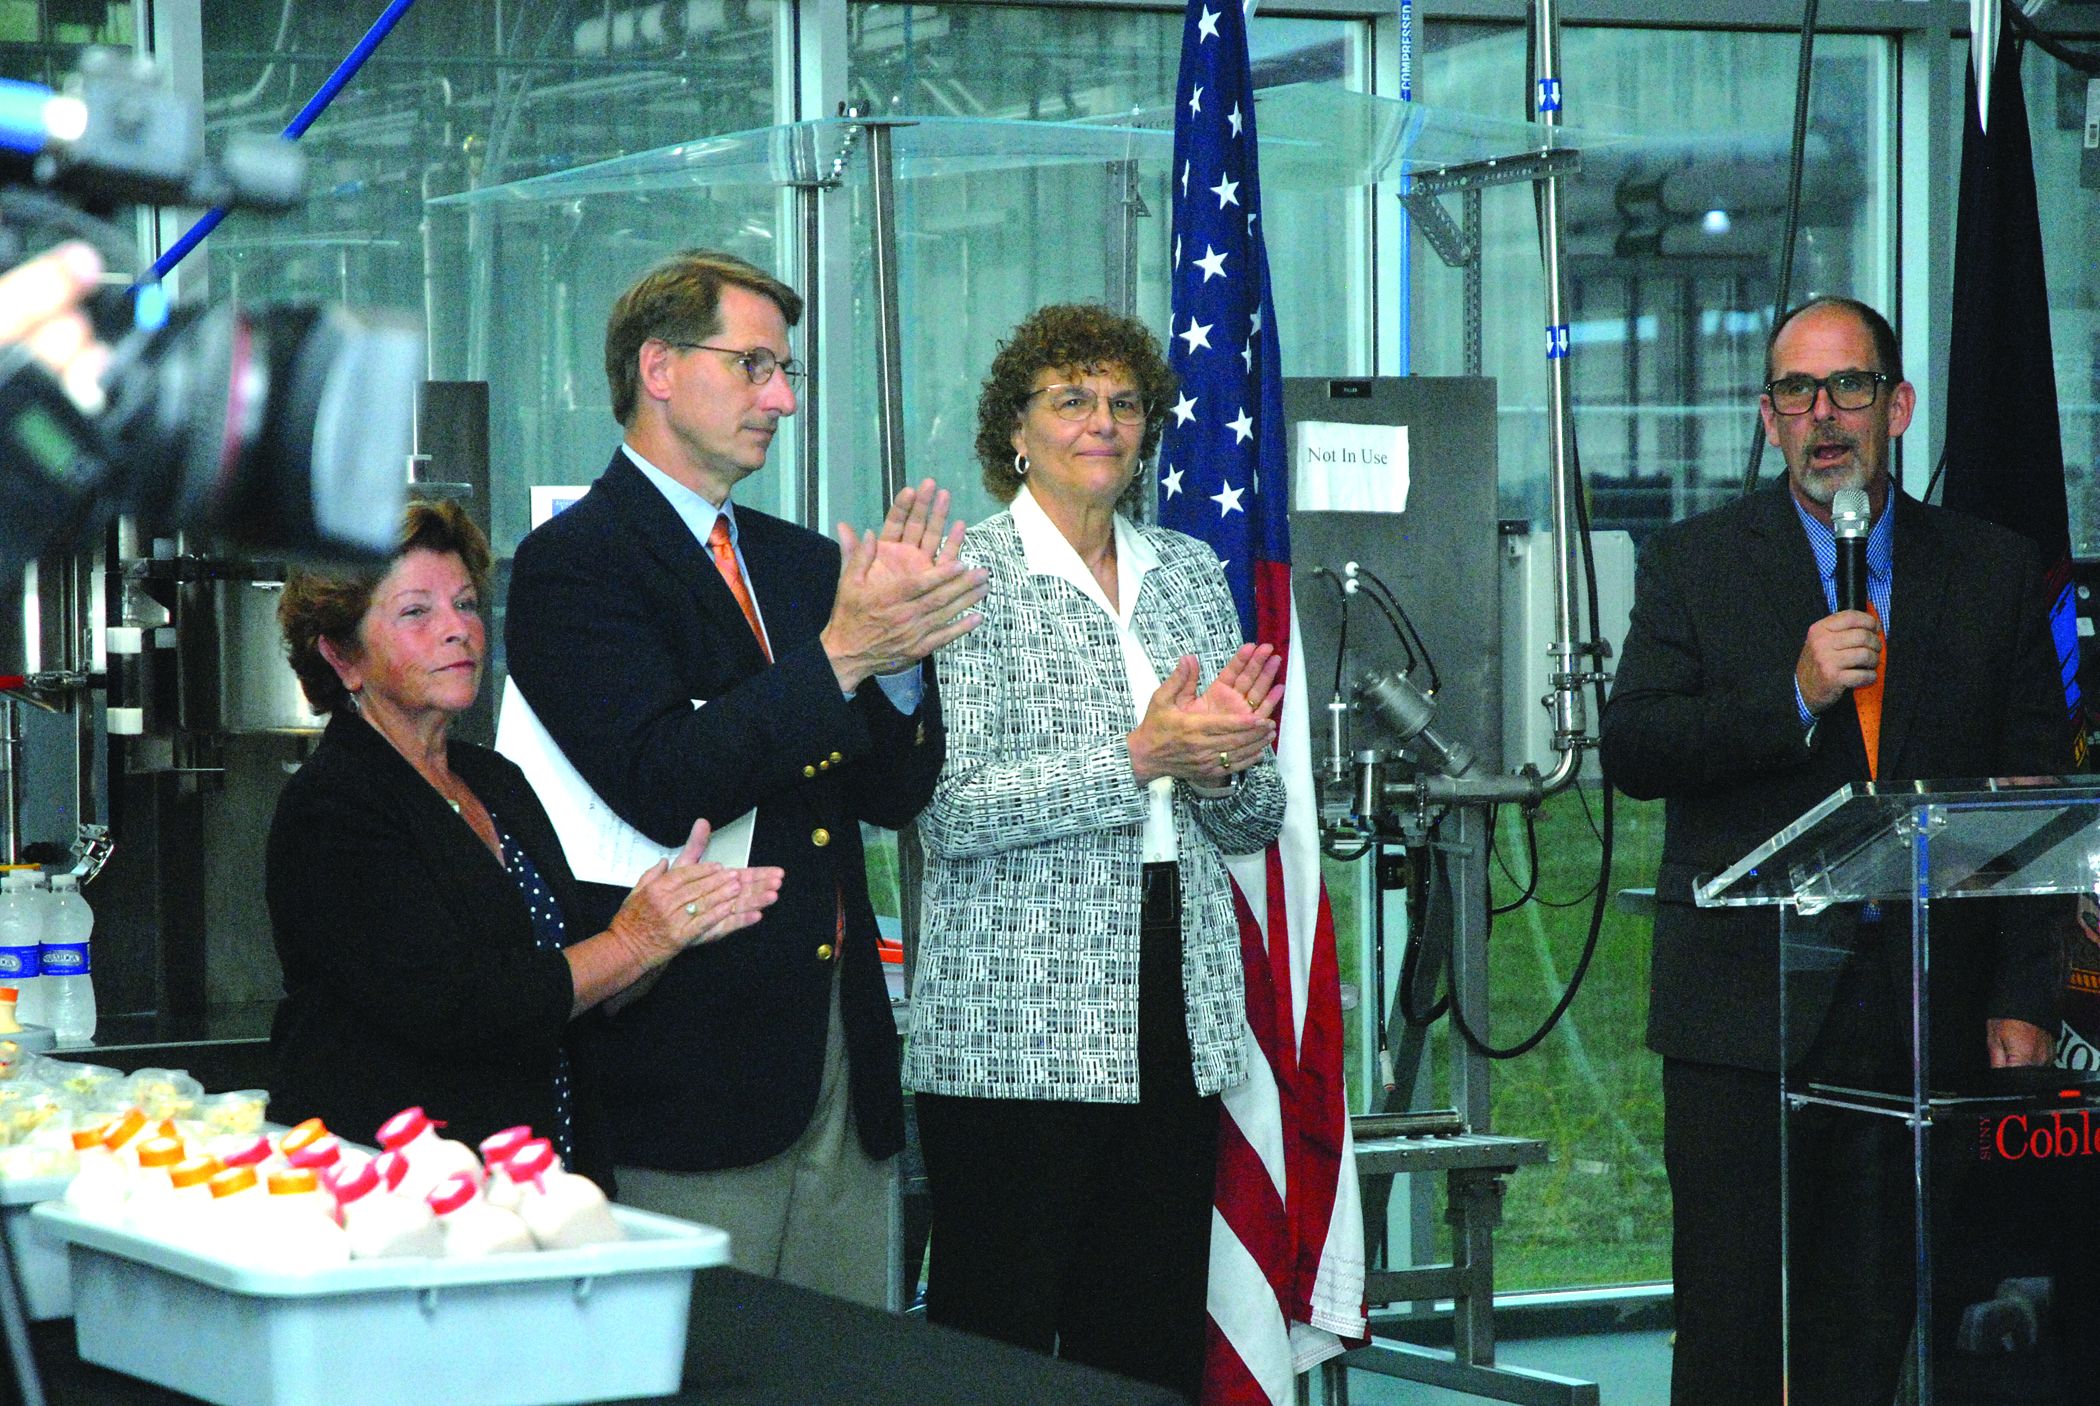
[622,443,775,655]
[622,442,923,712]
[1009,484,1177,862]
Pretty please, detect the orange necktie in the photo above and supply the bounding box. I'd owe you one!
[1855,602,1886,780]
[710,515,846,958]
[707,516,771,661]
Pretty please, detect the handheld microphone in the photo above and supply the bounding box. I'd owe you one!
[1831,487,1871,615]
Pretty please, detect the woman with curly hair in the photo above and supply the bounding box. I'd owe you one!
[906,305,1287,1401]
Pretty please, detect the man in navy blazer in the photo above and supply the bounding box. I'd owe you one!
[1601,298,2070,1403]
[505,250,986,1307]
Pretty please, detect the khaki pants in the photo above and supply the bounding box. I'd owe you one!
[617,978,897,1315]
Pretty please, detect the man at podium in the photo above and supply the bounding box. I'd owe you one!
[1600,297,2072,1405]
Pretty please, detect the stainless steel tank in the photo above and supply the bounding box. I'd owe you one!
[214,577,324,734]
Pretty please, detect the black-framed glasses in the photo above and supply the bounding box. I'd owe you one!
[668,342,806,387]
[1763,370,1888,416]
[1025,384,1149,425]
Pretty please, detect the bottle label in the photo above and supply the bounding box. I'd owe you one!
[40,944,88,976]
[0,945,38,979]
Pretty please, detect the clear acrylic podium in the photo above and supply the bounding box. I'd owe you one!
[1699,778,2100,1405]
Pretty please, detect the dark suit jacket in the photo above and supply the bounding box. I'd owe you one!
[504,450,943,1171]
[265,712,610,1183]
[1600,484,2071,1073]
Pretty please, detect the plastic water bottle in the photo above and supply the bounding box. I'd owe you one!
[41,873,95,1047]
[0,874,44,1029]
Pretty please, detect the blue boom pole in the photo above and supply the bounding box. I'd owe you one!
[148,0,421,282]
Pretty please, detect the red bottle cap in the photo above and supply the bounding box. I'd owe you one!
[322,1159,379,1207]
[478,1125,533,1168]
[504,1138,558,1189]
[425,1173,479,1217]
[287,1136,342,1171]
[220,1135,272,1168]
[373,1150,410,1192]
[377,1106,441,1151]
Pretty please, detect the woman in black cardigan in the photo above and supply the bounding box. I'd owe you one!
[267,500,781,1183]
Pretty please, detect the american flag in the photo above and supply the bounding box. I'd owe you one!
[1158,1,1367,1399]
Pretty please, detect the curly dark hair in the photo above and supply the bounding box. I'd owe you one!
[278,499,492,717]
[974,305,1177,515]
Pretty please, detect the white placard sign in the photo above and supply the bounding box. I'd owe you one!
[1293,420,1410,513]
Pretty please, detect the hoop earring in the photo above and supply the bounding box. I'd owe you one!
[1013,453,1028,478]
[345,687,364,716]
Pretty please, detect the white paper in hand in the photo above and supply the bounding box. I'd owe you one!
[495,679,754,884]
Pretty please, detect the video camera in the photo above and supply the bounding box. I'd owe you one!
[0,49,418,567]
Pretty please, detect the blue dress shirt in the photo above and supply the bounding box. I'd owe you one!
[1791,492,1894,728]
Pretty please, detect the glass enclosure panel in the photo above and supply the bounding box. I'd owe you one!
[197,0,789,556]
[843,3,1369,531]
[0,4,133,81]
[1413,24,1895,539]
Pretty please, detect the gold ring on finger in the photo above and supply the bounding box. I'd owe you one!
[1218,750,1230,771]
[684,901,699,917]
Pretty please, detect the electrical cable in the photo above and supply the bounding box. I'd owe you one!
[1395,840,1451,1027]
[1354,566,1441,695]
[1351,570,1419,675]
[1310,566,1351,699]
[1738,0,1822,497]
[1489,804,1542,914]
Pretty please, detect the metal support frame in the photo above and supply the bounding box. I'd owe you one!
[1325,800,1591,1405]
[1463,188,1483,376]
[1104,159,1147,322]
[865,120,909,505]
[1398,148,1581,423]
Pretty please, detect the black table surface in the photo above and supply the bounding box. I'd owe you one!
[8,1266,1182,1406]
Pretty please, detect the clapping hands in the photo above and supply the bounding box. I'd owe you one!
[614,818,785,961]
[821,478,990,692]
[1128,644,1282,787]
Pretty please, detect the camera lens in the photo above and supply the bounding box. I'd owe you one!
[98,301,420,561]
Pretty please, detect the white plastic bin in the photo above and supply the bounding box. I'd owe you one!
[0,1170,72,1318]
[34,1202,729,1406]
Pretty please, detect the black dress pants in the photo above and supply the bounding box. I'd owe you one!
[916,863,1221,1405]
[1665,944,1916,1406]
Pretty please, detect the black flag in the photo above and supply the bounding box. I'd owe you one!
[1937,17,2086,764]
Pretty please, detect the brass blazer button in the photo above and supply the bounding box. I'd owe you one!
[811,827,830,847]
[828,751,843,764]
[818,759,831,771]
[803,765,817,779]
[817,943,835,962]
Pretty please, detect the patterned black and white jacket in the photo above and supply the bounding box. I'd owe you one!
[906,488,1286,1102]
